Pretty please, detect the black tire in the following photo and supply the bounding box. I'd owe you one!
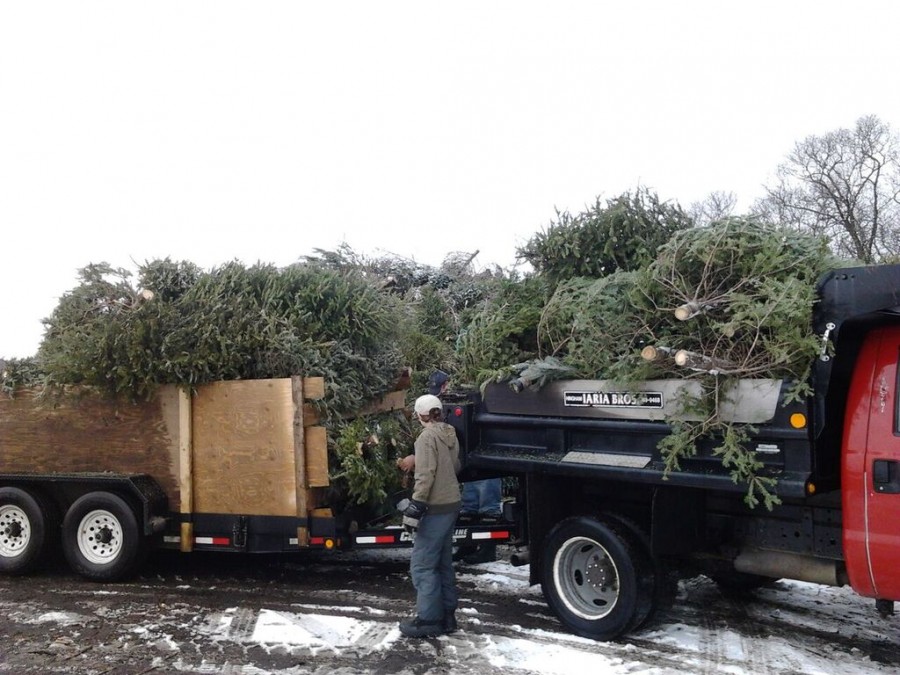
[541,516,654,641]
[0,487,55,574]
[62,492,144,581]
[602,512,675,630]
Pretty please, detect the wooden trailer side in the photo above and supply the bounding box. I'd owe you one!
[0,386,186,505]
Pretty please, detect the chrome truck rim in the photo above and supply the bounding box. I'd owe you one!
[552,535,620,619]
[0,505,31,557]
[77,509,124,564]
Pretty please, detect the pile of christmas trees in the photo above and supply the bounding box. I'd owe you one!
[519,217,836,508]
[3,191,841,511]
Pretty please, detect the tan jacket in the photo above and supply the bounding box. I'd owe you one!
[412,422,461,514]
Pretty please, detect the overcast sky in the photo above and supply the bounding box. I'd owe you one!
[2,1,900,358]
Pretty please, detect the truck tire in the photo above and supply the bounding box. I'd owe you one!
[0,487,56,574]
[541,516,654,640]
[62,492,144,581]
[602,512,675,630]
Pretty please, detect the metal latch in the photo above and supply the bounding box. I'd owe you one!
[233,516,249,549]
[819,322,836,362]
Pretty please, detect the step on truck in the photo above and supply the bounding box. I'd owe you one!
[0,376,511,582]
[445,263,900,640]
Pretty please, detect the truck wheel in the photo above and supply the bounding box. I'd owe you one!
[62,492,144,581]
[0,487,55,574]
[542,516,653,640]
[601,512,673,630]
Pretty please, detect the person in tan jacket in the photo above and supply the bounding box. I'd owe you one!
[398,394,461,638]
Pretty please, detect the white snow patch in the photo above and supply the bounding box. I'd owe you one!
[480,634,627,674]
[289,603,387,616]
[250,609,398,654]
[29,611,88,626]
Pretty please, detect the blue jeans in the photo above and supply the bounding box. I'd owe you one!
[410,509,459,622]
[461,479,502,516]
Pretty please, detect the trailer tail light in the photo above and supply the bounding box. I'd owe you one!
[454,407,463,417]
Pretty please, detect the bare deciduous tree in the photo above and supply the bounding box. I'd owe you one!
[754,115,900,263]
[688,190,738,226]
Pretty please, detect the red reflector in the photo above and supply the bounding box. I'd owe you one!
[310,537,325,545]
[454,407,463,417]
[491,531,510,539]
[194,536,231,546]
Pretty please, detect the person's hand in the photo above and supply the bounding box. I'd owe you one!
[397,454,415,472]
[399,498,427,532]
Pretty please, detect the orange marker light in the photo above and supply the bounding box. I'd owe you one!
[790,413,807,429]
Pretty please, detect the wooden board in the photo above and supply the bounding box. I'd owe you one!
[354,389,408,417]
[0,376,389,525]
[0,386,186,507]
[191,379,298,516]
[305,426,329,487]
[302,376,326,400]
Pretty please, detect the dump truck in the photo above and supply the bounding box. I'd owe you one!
[444,263,900,640]
[0,377,511,582]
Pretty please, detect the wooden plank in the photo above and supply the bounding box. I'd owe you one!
[291,376,307,527]
[302,402,322,427]
[180,522,194,553]
[0,386,182,506]
[354,389,408,417]
[173,387,192,516]
[305,426,329,487]
[302,376,326,400]
[191,379,297,516]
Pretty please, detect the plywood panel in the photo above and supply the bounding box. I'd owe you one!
[0,385,185,507]
[191,379,297,516]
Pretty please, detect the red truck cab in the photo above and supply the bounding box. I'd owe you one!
[843,325,900,601]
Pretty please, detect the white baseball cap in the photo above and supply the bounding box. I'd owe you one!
[414,394,443,416]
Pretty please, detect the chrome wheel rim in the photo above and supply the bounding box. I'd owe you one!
[552,535,620,620]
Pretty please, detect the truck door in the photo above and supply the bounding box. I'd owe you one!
[852,326,900,599]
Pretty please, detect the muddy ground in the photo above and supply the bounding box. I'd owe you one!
[0,546,897,674]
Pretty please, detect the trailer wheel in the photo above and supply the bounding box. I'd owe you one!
[542,516,653,640]
[62,492,144,581]
[0,487,55,574]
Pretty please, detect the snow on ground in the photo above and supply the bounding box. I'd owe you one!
[186,555,897,675]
